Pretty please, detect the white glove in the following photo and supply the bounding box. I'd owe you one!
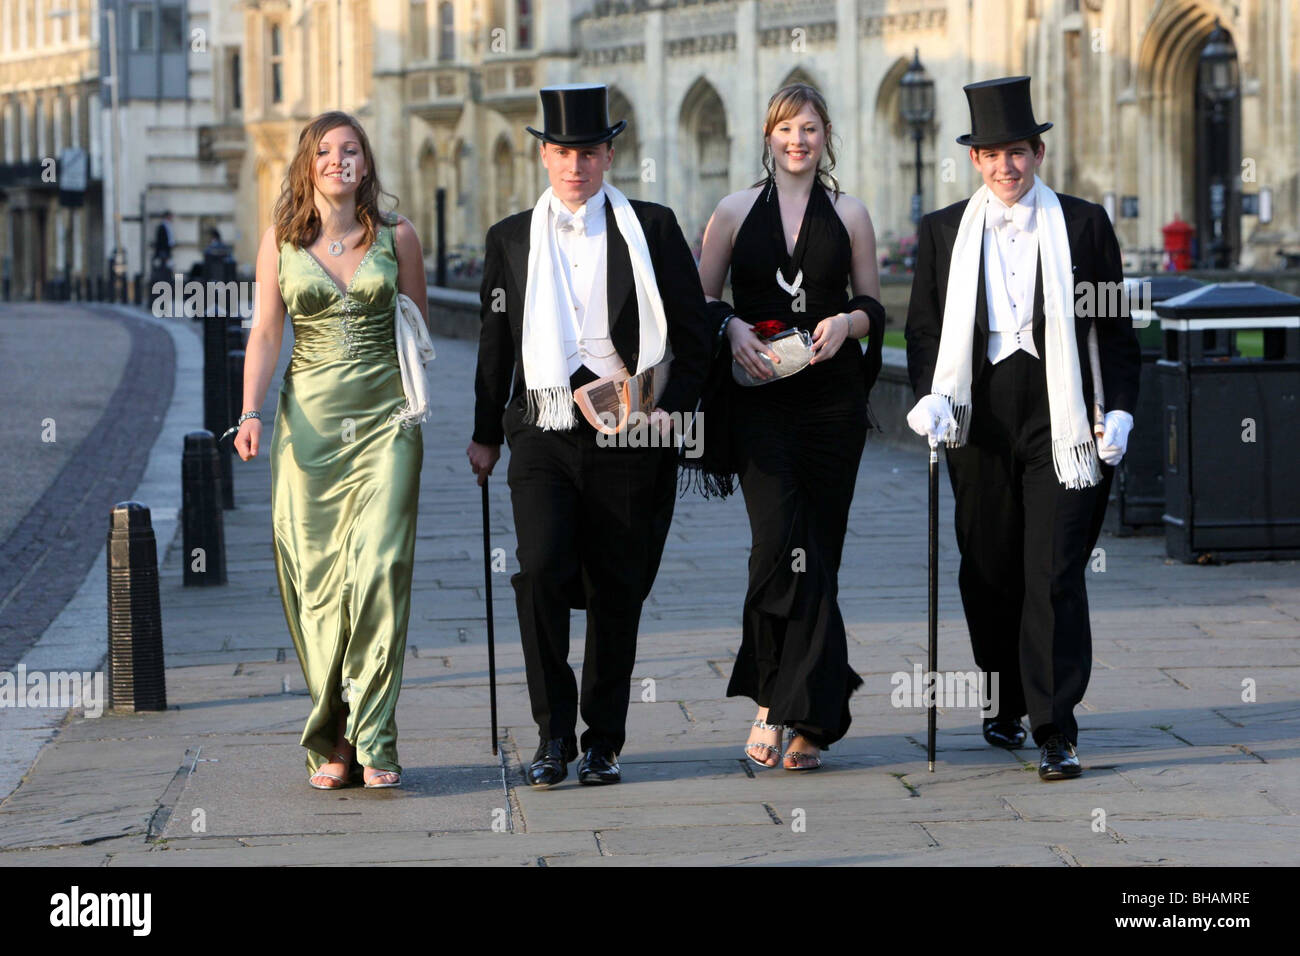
[907,394,958,446]
[1096,410,1134,466]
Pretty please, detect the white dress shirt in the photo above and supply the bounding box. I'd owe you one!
[549,189,625,378]
[983,185,1041,364]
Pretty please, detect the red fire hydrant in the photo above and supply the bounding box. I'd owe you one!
[1162,216,1196,272]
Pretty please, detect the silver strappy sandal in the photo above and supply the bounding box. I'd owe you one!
[363,768,401,789]
[309,752,355,790]
[744,719,784,769]
[782,733,822,771]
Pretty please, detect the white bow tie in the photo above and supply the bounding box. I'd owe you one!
[992,199,1034,234]
[557,213,586,237]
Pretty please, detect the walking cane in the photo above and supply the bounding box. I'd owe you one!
[927,435,939,772]
[481,477,499,756]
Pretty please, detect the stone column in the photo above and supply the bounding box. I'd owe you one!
[734,1,758,193]
[644,8,666,204]
[73,202,85,276]
[834,0,859,199]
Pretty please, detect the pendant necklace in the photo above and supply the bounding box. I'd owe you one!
[775,266,803,297]
[323,222,355,257]
[770,181,803,297]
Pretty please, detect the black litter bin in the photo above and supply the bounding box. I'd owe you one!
[1114,275,1206,532]
[1156,282,1300,562]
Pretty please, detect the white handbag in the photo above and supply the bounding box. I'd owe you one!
[731,327,814,387]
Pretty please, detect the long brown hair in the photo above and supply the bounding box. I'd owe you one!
[752,83,841,200]
[273,111,398,249]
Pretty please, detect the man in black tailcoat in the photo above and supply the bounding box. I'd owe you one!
[905,77,1141,780]
[467,84,714,787]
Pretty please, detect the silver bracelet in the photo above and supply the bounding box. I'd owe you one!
[717,312,738,343]
[219,411,261,445]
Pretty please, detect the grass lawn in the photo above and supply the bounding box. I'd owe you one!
[1235,330,1264,357]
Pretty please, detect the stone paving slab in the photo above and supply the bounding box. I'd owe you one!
[105,832,599,866]
[1001,790,1288,823]
[542,844,1072,867]
[590,822,935,857]
[2,333,1298,866]
[158,738,506,840]
[0,736,184,851]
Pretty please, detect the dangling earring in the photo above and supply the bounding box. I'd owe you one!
[761,140,775,200]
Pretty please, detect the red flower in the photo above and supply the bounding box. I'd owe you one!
[751,319,789,340]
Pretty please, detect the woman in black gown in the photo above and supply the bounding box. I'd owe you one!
[695,83,884,770]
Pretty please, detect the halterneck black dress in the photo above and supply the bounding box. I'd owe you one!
[724,178,867,748]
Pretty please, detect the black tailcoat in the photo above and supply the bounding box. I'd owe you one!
[904,191,1141,747]
[471,197,714,755]
[472,199,713,445]
[904,192,1140,415]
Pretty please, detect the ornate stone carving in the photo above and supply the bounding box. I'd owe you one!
[667,34,737,57]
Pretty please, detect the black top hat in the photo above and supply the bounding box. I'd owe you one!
[526,84,627,147]
[956,76,1052,147]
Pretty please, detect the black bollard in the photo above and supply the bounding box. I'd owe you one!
[221,321,246,504]
[222,347,245,510]
[203,312,235,508]
[107,501,167,711]
[436,187,447,287]
[225,319,245,352]
[182,432,228,586]
[203,313,230,435]
[217,441,234,510]
[226,345,246,425]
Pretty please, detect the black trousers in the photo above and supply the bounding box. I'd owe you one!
[505,398,677,756]
[944,351,1113,747]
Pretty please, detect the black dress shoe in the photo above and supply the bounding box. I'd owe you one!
[528,738,575,788]
[577,748,621,785]
[1038,733,1083,780]
[982,716,1027,748]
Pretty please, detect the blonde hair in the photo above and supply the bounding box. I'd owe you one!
[753,83,840,199]
[273,111,398,249]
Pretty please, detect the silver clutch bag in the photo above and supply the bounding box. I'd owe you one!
[731,328,814,387]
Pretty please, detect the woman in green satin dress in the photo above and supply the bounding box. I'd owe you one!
[234,111,429,790]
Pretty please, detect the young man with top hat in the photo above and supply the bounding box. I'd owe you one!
[904,76,1141,780]
[466,84,714,787]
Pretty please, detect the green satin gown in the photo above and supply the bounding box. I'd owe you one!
[272,222,422,776]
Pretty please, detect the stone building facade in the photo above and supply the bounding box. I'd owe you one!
[3,0,1295,297]
[0,0,245,298]
[0,0,102,299]
[234,0,1298,273]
